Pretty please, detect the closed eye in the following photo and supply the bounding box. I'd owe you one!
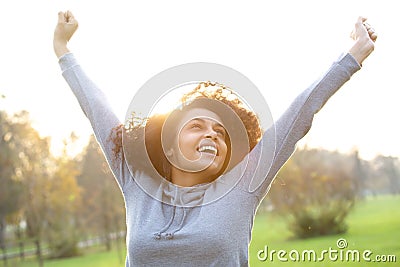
[190,123,202,129]
[214,127,226,137]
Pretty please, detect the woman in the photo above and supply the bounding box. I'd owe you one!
[54,11,377,266]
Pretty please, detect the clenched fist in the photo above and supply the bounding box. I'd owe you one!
[53,11,79,58]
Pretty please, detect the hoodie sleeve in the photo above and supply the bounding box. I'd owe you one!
[239,53,361,200]
[59,53,132,189]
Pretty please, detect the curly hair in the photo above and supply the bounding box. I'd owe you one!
[109,81,262,181]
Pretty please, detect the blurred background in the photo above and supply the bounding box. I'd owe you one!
[1,0,399,266]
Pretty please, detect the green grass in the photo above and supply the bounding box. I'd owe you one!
[249,194,400,266]
[5,245,126,267]
[4,195,399,267]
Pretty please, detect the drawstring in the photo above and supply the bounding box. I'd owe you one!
[153,207,187,240]
[153,205,176,240]
[154,184,206,240]
[165,207,187,240]
[164,187,189,239]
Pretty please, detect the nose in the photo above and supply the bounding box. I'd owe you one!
[205,128,218,140]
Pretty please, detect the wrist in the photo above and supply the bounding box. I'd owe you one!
[53,40,69,59]
[348,38,374,66]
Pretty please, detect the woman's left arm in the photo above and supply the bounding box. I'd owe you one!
[245,17,377,198]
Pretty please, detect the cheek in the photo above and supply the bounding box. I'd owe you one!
[220,142,228,158]
[177,132,197,156]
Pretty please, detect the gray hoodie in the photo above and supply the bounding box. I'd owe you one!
[59,52,360,266]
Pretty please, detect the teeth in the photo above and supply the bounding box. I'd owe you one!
[198,145,217,154]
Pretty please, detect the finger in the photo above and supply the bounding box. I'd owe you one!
[352,18,365,40]
[364,20,377,42]
[358,16,367,24]
[356,16,366,30]
[350,29,356,40]
[65,10,76,23]
[369,32,378,42]
[355,16,367,32]
[367,27,375,34]
[363,23,371,31]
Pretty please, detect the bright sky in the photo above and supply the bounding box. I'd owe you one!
[0,0,398,160]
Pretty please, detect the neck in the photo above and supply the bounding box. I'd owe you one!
[170,168,216,187]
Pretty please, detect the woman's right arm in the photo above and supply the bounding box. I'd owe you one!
[54,11,131,189]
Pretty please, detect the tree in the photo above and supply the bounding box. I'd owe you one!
[0,111,27,265]
[371,155,400,195]
[14,111,52,267]
[266,148,358,238]
[45,138,82,258]
[351,149,368,197]
[0,110,51,267]
[77,135,125,251]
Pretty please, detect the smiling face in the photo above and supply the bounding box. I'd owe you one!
[165,108,229,178]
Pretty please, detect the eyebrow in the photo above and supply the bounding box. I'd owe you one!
[191,118,225,129]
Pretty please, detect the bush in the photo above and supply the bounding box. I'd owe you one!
[266,148,358,239]
[49,237,82,259]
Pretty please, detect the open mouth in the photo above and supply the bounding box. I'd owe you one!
[197,145,218,156]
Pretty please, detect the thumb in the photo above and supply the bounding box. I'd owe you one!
[351,16,368,40]
[355,16,367,31]
[57,11,65,23]
[358,16,367,23]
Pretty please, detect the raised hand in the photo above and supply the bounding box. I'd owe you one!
[349,16,377,65]
[53,11,79,58]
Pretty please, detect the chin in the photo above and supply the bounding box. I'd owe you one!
[205,162,224,177]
